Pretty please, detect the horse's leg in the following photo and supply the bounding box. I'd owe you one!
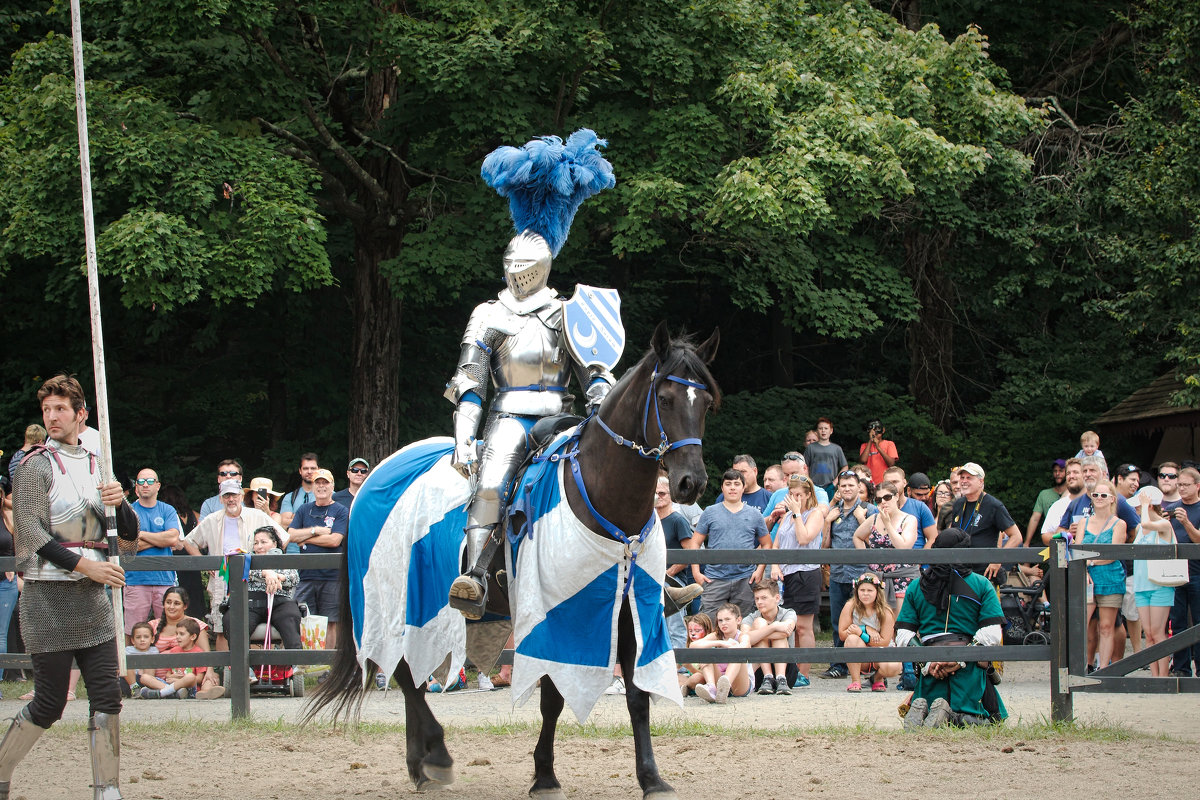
[618,599,677,800]
[529,677,567,800]
[395,660,455,789]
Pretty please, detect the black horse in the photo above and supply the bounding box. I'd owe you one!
[305,322,720,799]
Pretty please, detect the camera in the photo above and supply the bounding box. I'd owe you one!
[866,419,883,434]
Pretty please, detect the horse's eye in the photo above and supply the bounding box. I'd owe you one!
[658,394,672,408]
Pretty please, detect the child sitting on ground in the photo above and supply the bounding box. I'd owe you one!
[139,618,207,699]
[687,603,752,703]
[741,580,797,695]
[680,613,716,696]
[838,572,901,693]
[123,621,159,696]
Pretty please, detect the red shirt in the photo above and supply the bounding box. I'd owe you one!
[858,440,898,485]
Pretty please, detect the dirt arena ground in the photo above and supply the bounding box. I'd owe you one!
[6,661,1195,799]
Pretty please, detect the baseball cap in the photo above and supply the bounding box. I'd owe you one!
[219,479,242,496]
[348,457,370,469]
[908,472,931,489]
[1116,463,1140,477]
[313,468,335,483]
[957,462,986,479]
[1053,458,1067,468]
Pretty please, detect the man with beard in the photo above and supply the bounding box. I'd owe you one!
[1038,459,1085,545]
[895,529,1007,729]
[1025,460,1067,546]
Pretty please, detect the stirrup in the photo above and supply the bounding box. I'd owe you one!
[448,572,487,620]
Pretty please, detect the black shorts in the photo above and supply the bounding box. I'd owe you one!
[782,570,823,616]
[295,580,341,622]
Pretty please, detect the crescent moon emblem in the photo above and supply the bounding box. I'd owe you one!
[572,321,598,348]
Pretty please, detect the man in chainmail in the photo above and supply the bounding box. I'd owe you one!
[0,375,137,800]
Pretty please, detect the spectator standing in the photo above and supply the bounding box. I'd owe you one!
[1025,460,1067,545]
[1132,491,1177,676]
[819,470,875,679]
[656,476,698,649]
[1114,463,1144,655]
[1039,459,1085,544]
[0,480,17,695]
[767,474,825,687]
[949,463,1021,581]
[933,480,955,531]
[858,420,898,486]
[717,455,770,512]
[1166,467,1200,677]
[803,417,847,496]
[7,425,46,483]
[764,453,829,537]
[75,401,100,455]
[1158,462,1182,508]
[1081,480,1127,669]
[244,477,284,525]
[804,430,818,447]
[761,464,785,495]
[885,467,938,549]
[332,458,370,507]
[692,470,771,621]
[279,452,320,529]
[126,468,180,639]
[199,459,243,519]
[853,481,919,613]
[288,468,348,648]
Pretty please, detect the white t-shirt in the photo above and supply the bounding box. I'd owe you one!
[1041,494,1077,536]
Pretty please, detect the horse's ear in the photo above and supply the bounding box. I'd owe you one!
[695,327,720,364]
[651,321,671,363]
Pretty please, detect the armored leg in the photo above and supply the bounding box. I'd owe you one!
[0,707,48,800]
[88,712,122,800]
[449,415,530,619]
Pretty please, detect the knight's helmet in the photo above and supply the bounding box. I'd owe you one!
[481,128,615,289]
[503,231,553,299]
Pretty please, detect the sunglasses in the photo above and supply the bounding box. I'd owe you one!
[782,453,804,462]
[349,467,369,474]
[876,493,895,502]
[218,470,241,477]
[1090,492,1112,499]
[135,478,157,486]
[789,475,811,483]
[1159,472,1179,479]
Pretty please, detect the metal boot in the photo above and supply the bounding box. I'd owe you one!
[448,525,495,620]
[0,707,47,800]
[88,712,123,800]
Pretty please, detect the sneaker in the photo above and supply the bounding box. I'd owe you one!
[793,673,810,689]
[696,683,717,703]
[477,673,494,691]
[427,677,443,693]
[604,677,626,695]
[138,687,157,700]
[819,665,847,679]
[923,697,952,728]
[903,698,929,731]
[757,675,775,695]
[897,673,917,692]
[774,675,791,695]
[715,675,731,704]
[375,671,388,691]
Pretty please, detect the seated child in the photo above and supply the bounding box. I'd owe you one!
[687,603,753,703]
[838,572,901,693]
[680,613,716,696]
[741,580,797,695]
[124,621,159,695]
[139,618,207,699]
[1075,430,1105,461]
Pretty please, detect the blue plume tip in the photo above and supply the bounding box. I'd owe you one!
[481,129,616,257]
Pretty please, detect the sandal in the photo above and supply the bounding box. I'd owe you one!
[66,691,77,701]
[492,674,511,687]
[871,680,886,692]
[846,682,862,693]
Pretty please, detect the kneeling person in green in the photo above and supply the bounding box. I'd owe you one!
[895,528,1007,728]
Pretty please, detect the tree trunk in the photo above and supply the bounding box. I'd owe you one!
[347,238,404,467]
[768,301,794,387]
[904,227,957,430]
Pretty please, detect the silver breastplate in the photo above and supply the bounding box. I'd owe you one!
[490,310,572,416]
[27,442,107,581]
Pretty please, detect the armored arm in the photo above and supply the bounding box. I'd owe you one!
[445,302,504,478]
[577,363,616,414]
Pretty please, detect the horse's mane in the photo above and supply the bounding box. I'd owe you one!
[610,331,722,410]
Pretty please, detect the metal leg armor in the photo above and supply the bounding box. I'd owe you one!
[88,712,122,800]
[448,415,531,619]
[0,707,47,800]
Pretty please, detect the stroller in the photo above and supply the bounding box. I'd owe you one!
[998,571,1050,646]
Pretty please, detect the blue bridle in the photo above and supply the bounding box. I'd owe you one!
[593,365,708,460]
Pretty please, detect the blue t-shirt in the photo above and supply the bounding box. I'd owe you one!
[129,500,180,586]
[695,503,769,582]
[199,494,222,520]
[289,500,349,581]
[1163,499,1200,576]
[1056,494,1140,536]
[331,488,356,508]
[716,487,772,512]
[282,487,315,515]
[901,497,937,549]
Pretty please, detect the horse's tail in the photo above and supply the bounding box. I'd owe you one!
[301,550,367,725]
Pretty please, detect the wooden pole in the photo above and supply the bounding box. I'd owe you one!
[70,0,125,673]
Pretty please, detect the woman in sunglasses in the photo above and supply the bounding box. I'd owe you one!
[1082,480,1128,669]
[853,481,919,619]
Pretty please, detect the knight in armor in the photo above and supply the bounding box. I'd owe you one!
[445,130,620,619]
[0,375,138,800]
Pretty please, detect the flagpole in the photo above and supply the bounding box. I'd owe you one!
[70,0,126,673]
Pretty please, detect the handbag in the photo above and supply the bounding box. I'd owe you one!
[1147,557,1189,587]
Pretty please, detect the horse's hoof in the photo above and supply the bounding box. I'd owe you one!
[644,789,679,800]
[421,761,455,786]
[529,788,567,800]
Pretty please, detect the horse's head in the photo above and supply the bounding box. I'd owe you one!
[643,322,721,504]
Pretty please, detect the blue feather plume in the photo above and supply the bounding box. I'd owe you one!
[481,129,616,257]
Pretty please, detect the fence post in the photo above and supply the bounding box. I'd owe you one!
[1047,539,1072,724]
[227,554,250,720]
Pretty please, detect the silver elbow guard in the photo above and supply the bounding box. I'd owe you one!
[584,369,615,412]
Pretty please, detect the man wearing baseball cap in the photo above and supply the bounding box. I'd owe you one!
[948,462,1021,581]
[288,468,348,647]
[333,458,370,507]
[1025,459,1068,546]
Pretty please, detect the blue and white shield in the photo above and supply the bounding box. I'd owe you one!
[563,285,624,370]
